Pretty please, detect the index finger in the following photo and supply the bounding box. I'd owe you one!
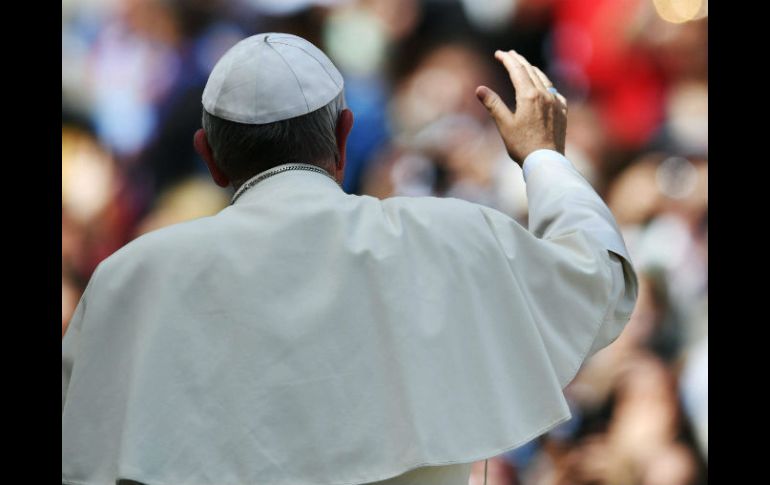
[494,50,538,104]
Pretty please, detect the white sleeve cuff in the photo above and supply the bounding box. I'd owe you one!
[522,149,574,182]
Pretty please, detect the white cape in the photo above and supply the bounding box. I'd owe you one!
[63,153,637,485]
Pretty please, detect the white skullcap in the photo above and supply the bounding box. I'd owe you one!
[202,33,344,124]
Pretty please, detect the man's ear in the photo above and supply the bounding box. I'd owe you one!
[194,129,230,188]
[334,109,354,185]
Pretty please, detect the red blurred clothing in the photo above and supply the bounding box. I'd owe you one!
[553,0,665,148]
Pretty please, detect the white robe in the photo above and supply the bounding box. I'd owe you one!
[62,150,637,485]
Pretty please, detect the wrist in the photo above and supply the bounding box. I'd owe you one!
[514,144,560,166]
[521,149,574,181]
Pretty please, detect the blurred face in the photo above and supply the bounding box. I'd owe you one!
[363,0,420,41]
[607,159,663,225]
[120,0,179,44]
[610,356,679,462]
[646,17,708,81]
[392,45,492,133]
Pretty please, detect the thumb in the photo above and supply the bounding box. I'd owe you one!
[475,86,512,126]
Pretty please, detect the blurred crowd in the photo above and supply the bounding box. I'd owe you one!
[62,0,708,484]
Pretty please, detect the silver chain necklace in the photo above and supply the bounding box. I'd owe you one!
[230,163,339,205]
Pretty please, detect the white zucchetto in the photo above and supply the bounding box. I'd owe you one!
[202,33,344,124]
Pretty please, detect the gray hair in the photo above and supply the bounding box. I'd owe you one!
[202,92,346,186]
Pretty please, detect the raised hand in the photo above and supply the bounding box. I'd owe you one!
[475,50,568,165]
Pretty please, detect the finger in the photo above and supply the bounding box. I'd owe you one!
[494,50,538,102]
[531,65,568,110]
[555,92,568,108]
[531,65,553,91]
[475,85,513,126]
[509,50,547,94]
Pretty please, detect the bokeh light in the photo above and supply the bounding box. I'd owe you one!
[653,0,708,23]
